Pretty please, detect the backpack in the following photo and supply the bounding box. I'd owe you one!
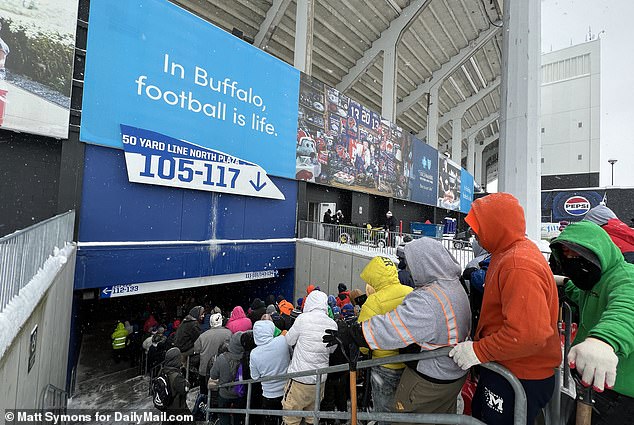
[191,392,208,421]
[226,358,246,398]
[152,370,176,411]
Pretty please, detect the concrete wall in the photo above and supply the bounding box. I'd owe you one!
[0,247,76,411]
[541,40,601,177]
[294,240,381,302]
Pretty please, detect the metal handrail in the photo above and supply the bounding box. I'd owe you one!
[0,211,75,312]
[208,346,528,425]
[40,383,68,416]
[297,220,474,268]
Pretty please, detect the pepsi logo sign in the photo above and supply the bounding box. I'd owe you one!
[564,196,591,216]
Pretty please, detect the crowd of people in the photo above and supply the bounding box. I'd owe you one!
[110,194,633,425]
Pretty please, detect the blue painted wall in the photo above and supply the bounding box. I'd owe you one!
[75,144,297,292]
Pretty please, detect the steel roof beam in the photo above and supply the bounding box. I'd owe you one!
[464,111,500,140]
[396,24,501,116]
[254,0,292,48]
[438,77,500,127]
[385,0,402,14]
[336,0,433,93]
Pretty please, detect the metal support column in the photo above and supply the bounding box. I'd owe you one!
[451,118,462,163]
[426,85,439,149]
[467,135,476,175]
[498,0,541,239]
[293,0,314,74]
[382,44,398,122]
[475,143,485,185]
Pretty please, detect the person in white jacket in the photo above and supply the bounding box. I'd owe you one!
[282,290,337,425]
[251,320,292,425]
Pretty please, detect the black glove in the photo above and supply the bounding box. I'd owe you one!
[323,320,369,350]
[462,267,477,281]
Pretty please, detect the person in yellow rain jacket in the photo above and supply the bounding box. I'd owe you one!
[111,321,129,363]
[358,256,413,423]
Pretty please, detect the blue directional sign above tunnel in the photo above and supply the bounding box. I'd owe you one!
[121,125,285,199]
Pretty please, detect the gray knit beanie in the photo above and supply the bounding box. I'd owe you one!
[584,205,617,226]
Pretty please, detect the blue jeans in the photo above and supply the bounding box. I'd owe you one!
[371,366,404,425]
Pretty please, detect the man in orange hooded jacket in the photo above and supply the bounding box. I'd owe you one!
[449,193,561,425]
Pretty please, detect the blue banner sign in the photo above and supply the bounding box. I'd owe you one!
[460,168,474,213]
[410,138,438,205]
[121,125,285,199]
[81,0,300,179]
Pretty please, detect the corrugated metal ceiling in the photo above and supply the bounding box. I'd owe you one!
[172,0,502,161]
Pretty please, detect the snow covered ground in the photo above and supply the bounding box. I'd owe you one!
[0,243,74,359]
[68,365,200,425]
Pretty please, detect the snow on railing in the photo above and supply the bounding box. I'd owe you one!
[0,211,75,313]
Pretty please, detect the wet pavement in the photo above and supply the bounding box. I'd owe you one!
[69,321,199,424]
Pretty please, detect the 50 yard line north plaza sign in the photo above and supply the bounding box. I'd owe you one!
[80,0,299,199]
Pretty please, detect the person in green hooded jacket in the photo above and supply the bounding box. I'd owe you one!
[550,221,634,424]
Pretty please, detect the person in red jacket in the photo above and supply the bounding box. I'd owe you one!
[335,283,351,308]
[583,204,634,263]
[449,193,561,425]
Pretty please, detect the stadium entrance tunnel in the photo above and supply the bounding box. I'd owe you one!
[69,272,294,397]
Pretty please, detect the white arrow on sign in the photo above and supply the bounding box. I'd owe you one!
[102,287,112,296]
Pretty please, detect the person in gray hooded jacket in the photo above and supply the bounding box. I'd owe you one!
[210,332,246,425]
[324,237,471,419]
[250,320,291,425]
[158,347,191,423]
[194,313,232,396]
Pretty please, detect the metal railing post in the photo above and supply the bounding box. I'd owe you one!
[206,387,212,422]
[186,355,190,383]
[313,376,321,425]
[482,363,527,425]
[245,382,252,425]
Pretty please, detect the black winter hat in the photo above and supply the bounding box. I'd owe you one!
[338,283,347,293]
[189,305,203,319]
[251,298,265,309]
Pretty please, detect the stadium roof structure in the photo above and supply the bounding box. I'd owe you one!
[173,0,502,170]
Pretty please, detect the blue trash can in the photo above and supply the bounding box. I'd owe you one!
[411,222,443,238]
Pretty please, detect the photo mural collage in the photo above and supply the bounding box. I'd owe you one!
[296,74,472,213]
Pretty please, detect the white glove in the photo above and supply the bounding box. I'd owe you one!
[553,275,570,286]
[568,337,618,392]
[208,378,220,390]
[449,341,481,370]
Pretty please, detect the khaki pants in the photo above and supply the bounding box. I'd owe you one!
[281,379,326,425]
[394,366,467,425]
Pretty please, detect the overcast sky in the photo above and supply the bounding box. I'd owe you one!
[541,0,634,187]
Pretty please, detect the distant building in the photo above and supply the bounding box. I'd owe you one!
[540,39,601,189]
